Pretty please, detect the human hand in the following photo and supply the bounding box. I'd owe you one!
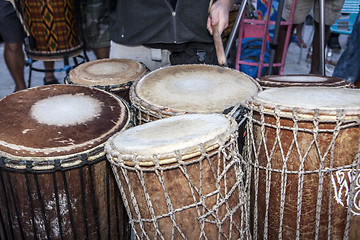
[207,0,233,35]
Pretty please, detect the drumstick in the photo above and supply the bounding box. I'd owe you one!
[212,24,227,66]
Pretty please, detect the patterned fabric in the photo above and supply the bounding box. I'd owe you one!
[256,0,279,39]
[21,0,80,52]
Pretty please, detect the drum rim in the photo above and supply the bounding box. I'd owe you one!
[130,64,261,116]
[65,75,134,92]
[256,74,348,88]
[25,42,85,61]
[0,85,133,168]
[105,114,238,167]
[246,87,360,120]
[67,58,148,89]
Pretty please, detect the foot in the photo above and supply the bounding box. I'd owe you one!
[292,35,307,48]
[43,77,60,85]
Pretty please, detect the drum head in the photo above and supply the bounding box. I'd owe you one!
[257,74,347,88]
[0,85,130,159]
[247,87,360,116]
[131,64,260,114]
[106,114,236,165]
[69,58,147,86]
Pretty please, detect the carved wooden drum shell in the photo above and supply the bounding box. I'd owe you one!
[245,87,360,239]
[106,114,249,239]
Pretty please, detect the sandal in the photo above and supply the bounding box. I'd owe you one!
[43,77,60,85]
[292,35,307,48]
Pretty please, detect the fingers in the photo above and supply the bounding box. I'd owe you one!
[207,1,230,35]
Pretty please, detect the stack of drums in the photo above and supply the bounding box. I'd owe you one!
[256,74,349,89]
[105,113,249,239]
[20,0,84,60]
[0,85,131,239]
[244,87,360,239]
[66,58,148,102]
[129,64,261,123]
[109,64,261,238]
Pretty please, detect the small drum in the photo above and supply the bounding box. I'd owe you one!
[20,0,83,60]
[245,87,360,239]
[0,85,131,239]
[256,74,348,89]
[105,114,249,239]
[130,64,260,123]
[66,58,148,102]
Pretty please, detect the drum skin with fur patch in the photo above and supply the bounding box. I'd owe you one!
[0,85,131,239]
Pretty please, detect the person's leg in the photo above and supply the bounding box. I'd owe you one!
[310,21,330,74]
[92,46,110,59]
[4,42,26,91]
[293,22,307,48]
[43,61,59,84]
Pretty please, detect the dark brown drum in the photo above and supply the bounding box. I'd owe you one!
[0,85,131,239]
[256,74,348,89]
[66,58,148,103]
[245,87,360,239]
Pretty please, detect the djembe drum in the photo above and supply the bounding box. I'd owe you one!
[105,114,250,239]
[66,58,148,103]
[130,64,260,124]
[20,0,84,60]
[256,74,348,89]
[0,85,131,239]
[245,87,360,239]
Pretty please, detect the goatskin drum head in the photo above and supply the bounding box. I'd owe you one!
[131,64,260,114]
[69,58,147,86]
[106,114,236,164]
[257,74,347,88]
[0,85,130,159]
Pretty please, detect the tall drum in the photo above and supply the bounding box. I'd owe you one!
[256,74,348,89]
[0,85,131,239]
[20,0,83,60]
[66,58,148,102]
[105,114,250,239]
[245,87,360,239]
[130,64,260,124]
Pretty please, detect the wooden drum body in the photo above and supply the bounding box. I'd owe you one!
[245,87,360,239]
[66,58,148,103]
[20,0,83,60]
[0,85,131,239]
[256,74,348,89]
[106,114,249,239]
[130,64,260,124]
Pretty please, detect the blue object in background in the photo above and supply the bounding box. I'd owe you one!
[333,12,360,84]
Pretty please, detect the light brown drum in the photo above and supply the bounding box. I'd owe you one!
[66,58,148,102]
[105,114,250,239]
[130,64,260,124]
[245,87,360,239]
[256,74,348,89]
[0,85,131,239]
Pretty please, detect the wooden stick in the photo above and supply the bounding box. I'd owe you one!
[212,24,227,66]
